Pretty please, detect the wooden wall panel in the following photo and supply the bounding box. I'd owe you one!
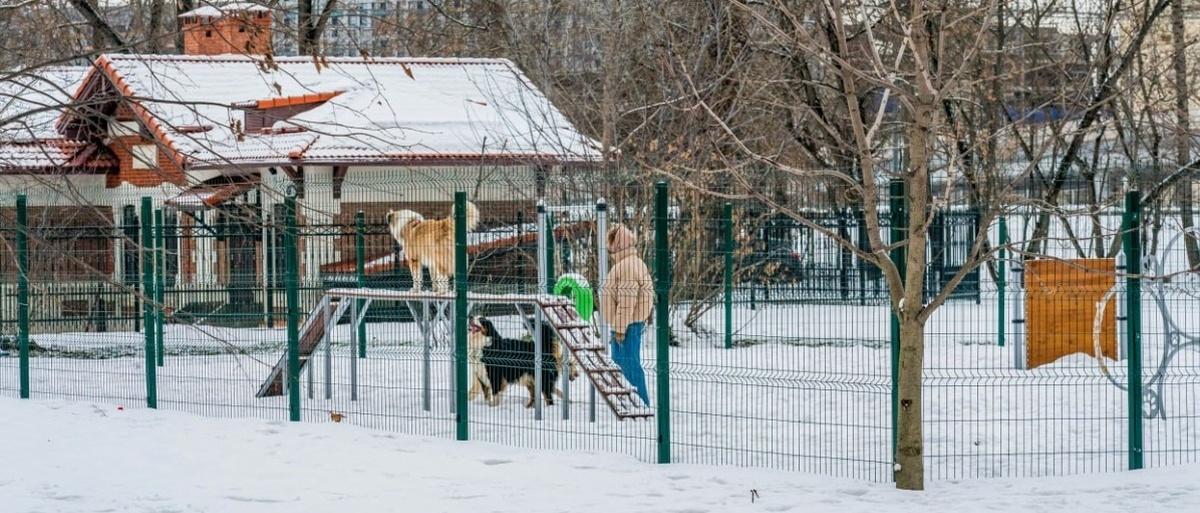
[1025,258,1118,369]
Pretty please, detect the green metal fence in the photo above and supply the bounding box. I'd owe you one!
[0,173,1197,484]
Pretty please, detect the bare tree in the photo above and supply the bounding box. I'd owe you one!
[626,0,1184,489]
[69,0,127,50]
[1170,0,1199,267]
[298,0,339,55]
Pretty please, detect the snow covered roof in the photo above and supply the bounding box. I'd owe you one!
[0,140,114,171]
[71,54,602,169]
[178,3,270,19]
[1,66,88,142]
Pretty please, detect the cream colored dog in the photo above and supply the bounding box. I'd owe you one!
[386,201,479,293]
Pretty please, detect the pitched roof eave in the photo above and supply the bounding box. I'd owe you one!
[0,140,116,173]
[57,55,190,173]
[182,153,600,171]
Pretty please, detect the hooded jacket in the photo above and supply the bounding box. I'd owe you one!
[599,225,654,337]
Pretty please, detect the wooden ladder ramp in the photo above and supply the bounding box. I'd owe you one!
[535,296,654,420]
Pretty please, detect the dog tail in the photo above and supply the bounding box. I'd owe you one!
[455,201,480,232]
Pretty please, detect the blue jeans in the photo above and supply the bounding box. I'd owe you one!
[611,322,650,405]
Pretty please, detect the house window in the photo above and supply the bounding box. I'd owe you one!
[130,145,157,169]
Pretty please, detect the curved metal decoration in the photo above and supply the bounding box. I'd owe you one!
[1091,226,1200,419]
[1140,226,1200,419]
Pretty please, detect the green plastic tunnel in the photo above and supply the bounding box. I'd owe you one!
[553,273,594,321]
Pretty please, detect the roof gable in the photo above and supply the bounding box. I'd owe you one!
[64,54,601,169]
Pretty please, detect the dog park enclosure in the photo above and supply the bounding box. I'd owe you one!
[1,177,1198,485]
[1,7,1197,483]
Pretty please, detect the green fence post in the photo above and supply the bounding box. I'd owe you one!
[155,209,165,367]
[997,216,1007,347]
[454,192,469,441]
[16,194,30,399]
[355,211,367,358]
[887,180,906,460]
[1123,190,1144,470]
[722,202,734,350]
[654,181,672,464]
[284,195,301,422]
[141,197,157,408]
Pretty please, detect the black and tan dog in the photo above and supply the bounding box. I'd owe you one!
[467,316,576,408]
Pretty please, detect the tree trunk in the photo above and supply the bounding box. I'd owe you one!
[175,0,194,53]
[148,0,163,53]
[1171,0,1200,268]
[894,0,935,488]
[70,0,126,50]
[299,0,315,55]
[895,316,926,490]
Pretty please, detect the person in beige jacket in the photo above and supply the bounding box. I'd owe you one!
[599,224,654,405]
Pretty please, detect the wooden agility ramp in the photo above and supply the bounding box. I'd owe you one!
[254,289,653,420]
[255,296,350,398]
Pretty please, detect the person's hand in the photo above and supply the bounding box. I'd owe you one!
[614,332,625,343]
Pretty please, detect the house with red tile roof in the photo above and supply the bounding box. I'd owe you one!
[0,3,600,325]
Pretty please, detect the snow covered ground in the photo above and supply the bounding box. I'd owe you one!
[2,297,1198,483]
[2,398,1198,513]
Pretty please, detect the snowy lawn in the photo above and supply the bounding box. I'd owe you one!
[2,398,1198,513]
[3,298,1199,481]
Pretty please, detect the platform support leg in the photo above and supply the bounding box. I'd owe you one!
[534,201,547,420]
[350,298,359,401]
[323,299,332,400]
[562,344,571,420]
[422,301,432,412]
[591,198,608,423]
[448,300,456,414]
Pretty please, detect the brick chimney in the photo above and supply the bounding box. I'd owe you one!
[179,3,272,56]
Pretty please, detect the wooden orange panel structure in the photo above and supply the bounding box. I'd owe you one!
[1024,258,1118,369]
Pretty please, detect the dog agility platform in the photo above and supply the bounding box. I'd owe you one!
[255,289,653,420]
